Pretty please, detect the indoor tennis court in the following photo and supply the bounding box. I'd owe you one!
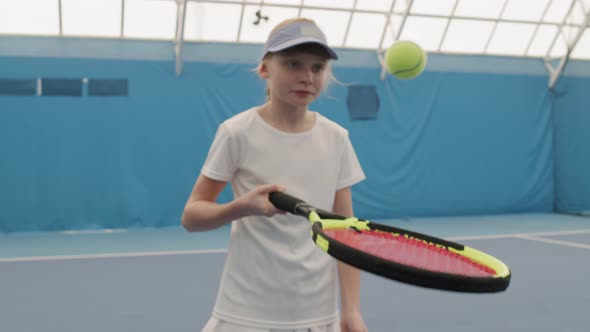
[1,1,590,331]
[2,215,590,331]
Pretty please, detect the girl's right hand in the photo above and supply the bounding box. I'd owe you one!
[238,184,286,217]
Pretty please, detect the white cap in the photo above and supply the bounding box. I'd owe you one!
[263,21,338,60]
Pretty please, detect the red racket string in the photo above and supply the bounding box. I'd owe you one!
[323,229,496,277]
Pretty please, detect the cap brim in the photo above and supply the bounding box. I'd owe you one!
[267,37,338,60]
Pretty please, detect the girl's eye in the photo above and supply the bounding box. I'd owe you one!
[312,64,325,72]
[286,60,301,69]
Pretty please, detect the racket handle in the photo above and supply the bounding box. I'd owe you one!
[269,191,306,214]
[269,191,346,220]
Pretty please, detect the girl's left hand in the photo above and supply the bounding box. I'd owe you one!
[340,311,368,332]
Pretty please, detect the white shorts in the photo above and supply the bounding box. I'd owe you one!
[201,317,340,332]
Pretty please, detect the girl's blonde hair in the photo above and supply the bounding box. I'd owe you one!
[258,18,337,101]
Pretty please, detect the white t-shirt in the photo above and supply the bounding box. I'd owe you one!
[201,107,365,330]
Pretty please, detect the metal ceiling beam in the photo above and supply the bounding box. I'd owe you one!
[377,0,399,51]
[546,0,590,88]
[235,0,246,42]
[393,0,413,41]
[182,0,399,16]
[483,0,510,54]
[524,0,554,56]
[544,0,577,61]
[342,0,359,48]
[378,0,414,80]
[58,0,63,36]
[174,0,188,77]
[436,0,462,53]
[120,0,126,38]
[119,0,125,38]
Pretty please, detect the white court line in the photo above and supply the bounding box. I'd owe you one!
[515,235,590,250]
[61,229,128,235]
[2,229,590,263]
[448,229,590,241]
[0,249,227,263]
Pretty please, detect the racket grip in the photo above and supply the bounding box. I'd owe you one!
[269,191,306,214]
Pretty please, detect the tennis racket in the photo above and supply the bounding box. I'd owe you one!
[269,191,511,293]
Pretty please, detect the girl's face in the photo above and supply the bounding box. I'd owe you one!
[260,51,329,109]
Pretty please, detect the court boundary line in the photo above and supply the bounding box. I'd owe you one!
[447,229,590,241]
[2,229,590,263]
[514,235,590,250]
[0,249,228,263]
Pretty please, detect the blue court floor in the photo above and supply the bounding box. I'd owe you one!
[1,213,589,332]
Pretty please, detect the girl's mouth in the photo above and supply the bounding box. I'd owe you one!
[293,91,312,98]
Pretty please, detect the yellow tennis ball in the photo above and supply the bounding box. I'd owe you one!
[385,41,427,79]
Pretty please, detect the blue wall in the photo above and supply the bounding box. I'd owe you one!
[323,68,554,219]
[0,37,572,232]
[553,76,590,215]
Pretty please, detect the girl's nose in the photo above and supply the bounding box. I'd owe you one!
[300,69,314,85]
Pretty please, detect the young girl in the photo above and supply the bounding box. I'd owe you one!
[182,18,368,332]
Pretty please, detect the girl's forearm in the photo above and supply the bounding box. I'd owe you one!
[337,261,362,313]
[181,199,250,232]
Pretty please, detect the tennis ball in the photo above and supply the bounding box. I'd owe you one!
[385,40,427,79]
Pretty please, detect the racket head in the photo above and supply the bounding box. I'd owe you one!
[268,191,511,293]
[310,215,511,293]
